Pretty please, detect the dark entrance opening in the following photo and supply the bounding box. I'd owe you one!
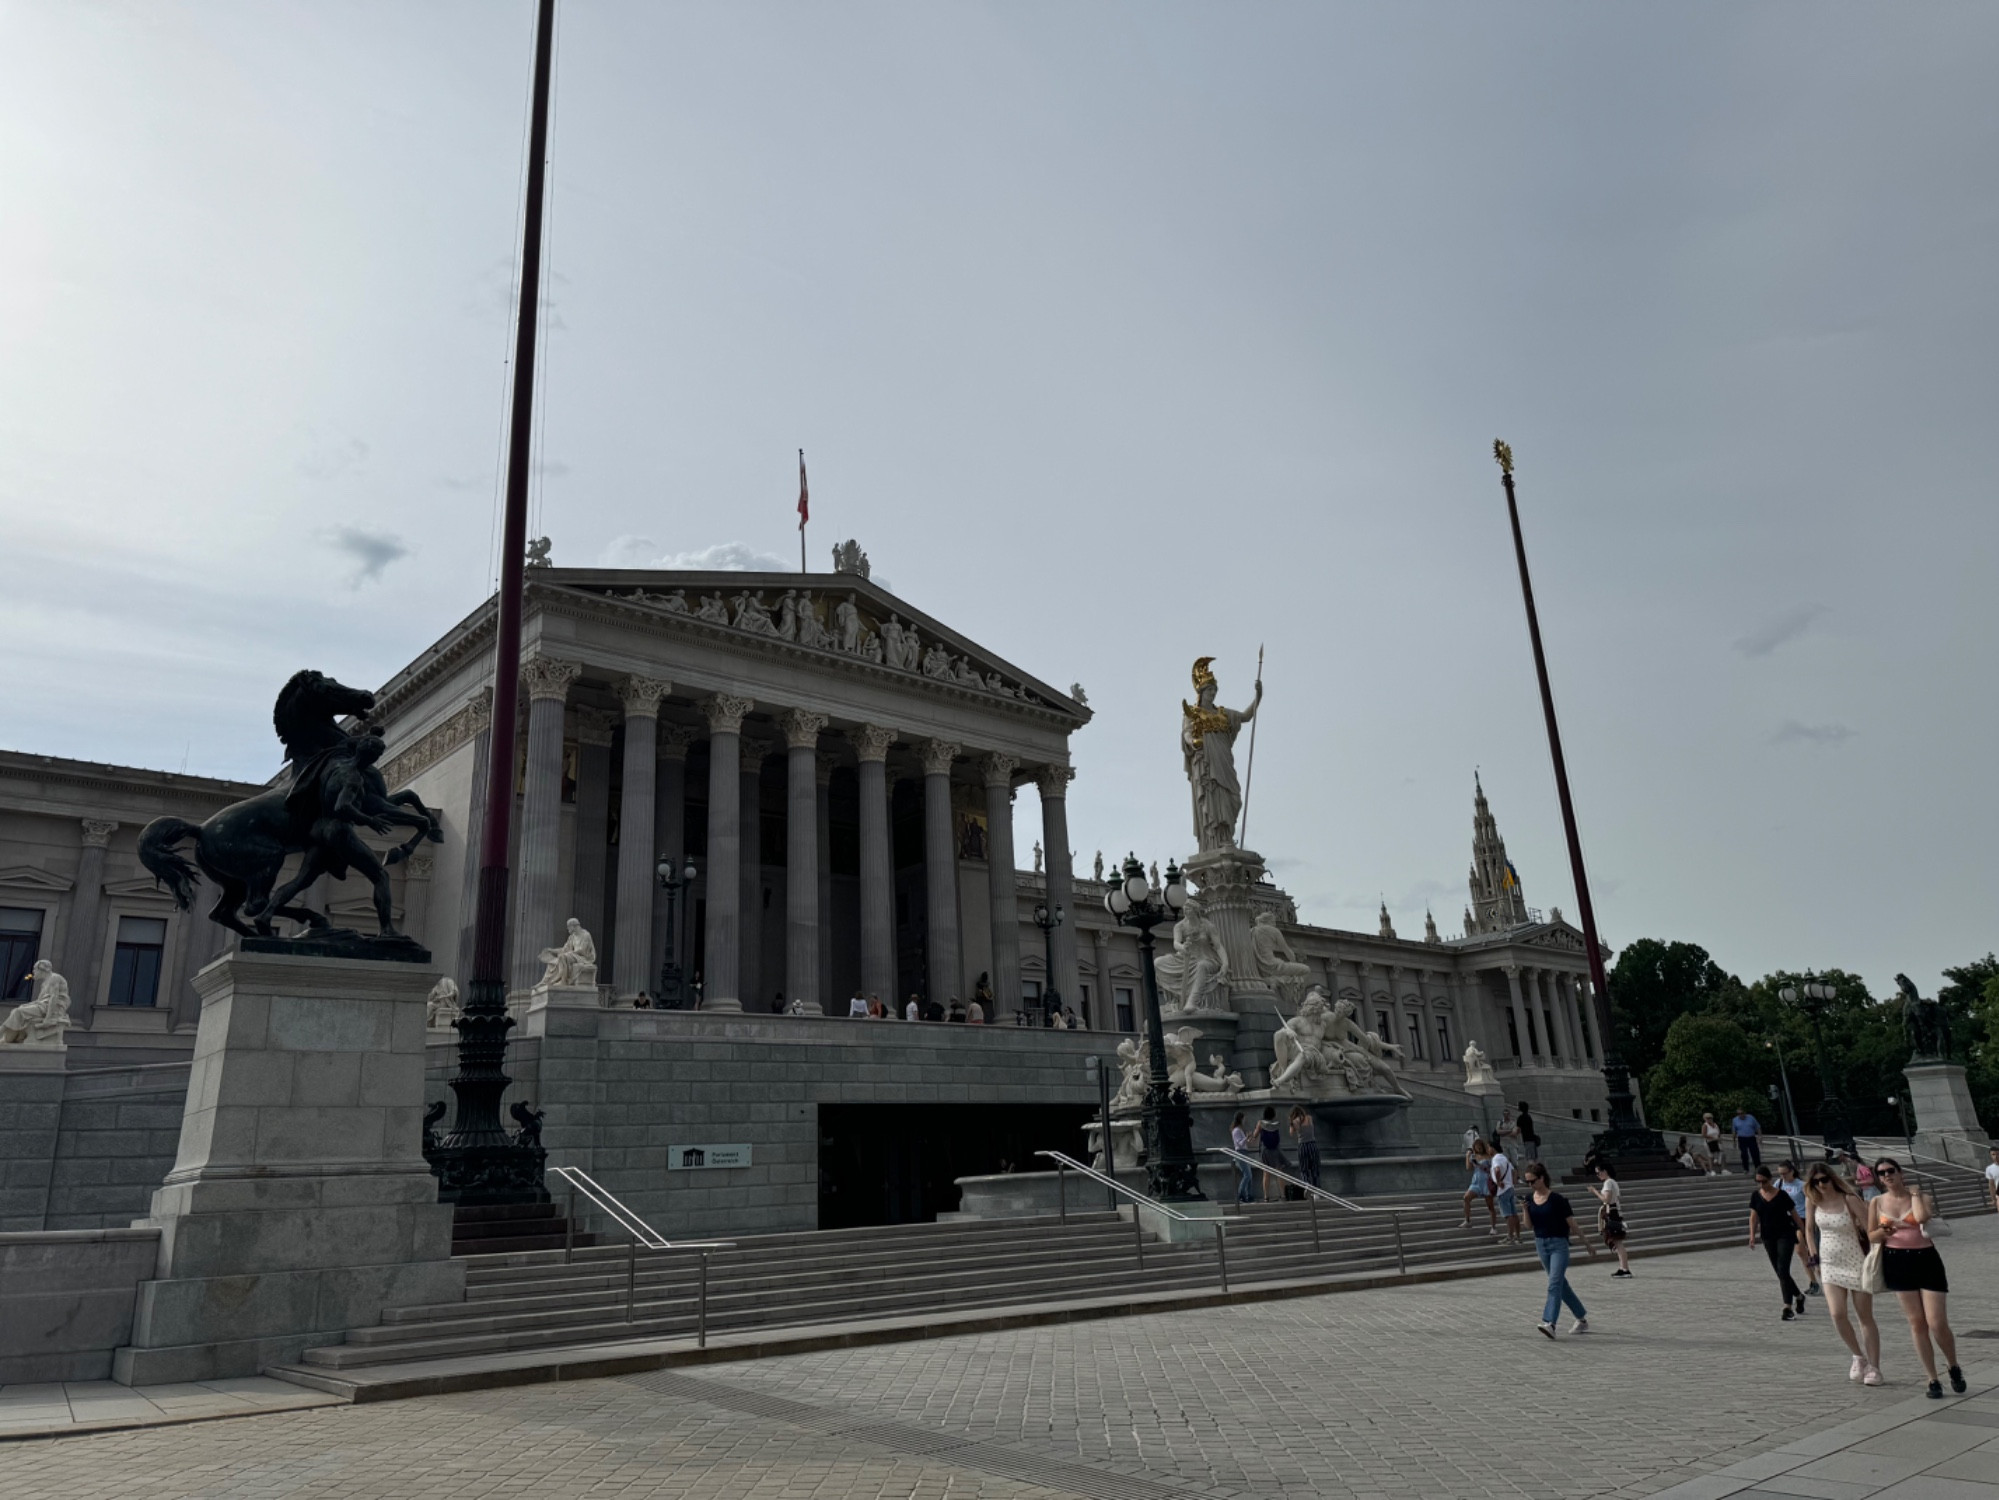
[817,1103,1096,1229]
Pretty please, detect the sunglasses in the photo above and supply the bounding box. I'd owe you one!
[1877,1166,1902,1176]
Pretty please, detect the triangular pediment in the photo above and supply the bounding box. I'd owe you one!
[0,865,73,893]
[103,876,179,903]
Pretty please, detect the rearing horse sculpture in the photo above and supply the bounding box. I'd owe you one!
[140,670,443,939]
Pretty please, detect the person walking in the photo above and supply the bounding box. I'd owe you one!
[1522,1160,1595,1337]
[1289,1106,1320,1189]
[1230,1113,1256,1203]
[1516,1102,1541,1162]
[1590,1162,1632,1277]
[1868,1158,1964,1398]
[1462,1139,1498,1232]
[1803,1162,1882,1386]
[904,995,920,1021]
[1984,1146,1999,1213]
[1255,1106,1286,1202]
[1777,1161,1820,1295]
[1489,1143,1522,1244]
[1702,1113,1725,1175]
[1731,1107,1764,1174]
[1748,1166,1808,1320]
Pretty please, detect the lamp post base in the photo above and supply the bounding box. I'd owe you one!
[1141,1089,1205,1202]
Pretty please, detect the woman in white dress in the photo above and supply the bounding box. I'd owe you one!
[1803,1164,1881,1386]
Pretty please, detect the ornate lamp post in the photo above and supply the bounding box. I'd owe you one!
[1779,979,1854,1157]
[1032,899,1065,1027]
[1765,1036,1801,1138]
[655,854,697,1008]
[1105,854,1204,1202]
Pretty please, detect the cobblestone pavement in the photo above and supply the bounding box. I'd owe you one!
[9,1216,1999,1500]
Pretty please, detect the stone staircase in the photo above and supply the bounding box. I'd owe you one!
[282,1163,1995,1379]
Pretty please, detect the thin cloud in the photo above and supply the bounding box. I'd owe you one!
[1736,603,1826,658]
[326,525,410,586]
[600,538,792,572]
[297,436,369,482]
[1772,720,1856,747]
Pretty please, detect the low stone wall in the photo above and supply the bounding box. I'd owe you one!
[0,1061,190,1232]
[952,1151,1465,1222]
[0,1227,161,1382]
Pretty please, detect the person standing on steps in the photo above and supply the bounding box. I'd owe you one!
[1515,1101,1540,1162]
[1255,1106,1285,1202]
[1803,1162,1882,1387]
[1749,1166,1808,1320]
[1777,1160,1820,1296]
[1732,1107,1764,1174]
[1702,1113,1726,1175]
[1590,1162,1632,1277]
[1522,1161,1595,1337]
[1230,1112,1256,1204]
[1489,1143,1522,1244]
[1462,1138,1498,1232]
[1868,1157,1964,1399]
[1289,1105,1321,1189]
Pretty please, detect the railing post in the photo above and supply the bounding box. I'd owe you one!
[698,1249,709,1348]
[565,1186,576,1264]
[626,1236,637,1322]
[1309,1196,1320,1256]
[1056,1162,1066,1223]
[1393,1213,1406,1275]
[1215,1223,1228,1294]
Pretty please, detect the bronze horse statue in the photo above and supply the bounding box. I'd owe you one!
[140,670,443,939]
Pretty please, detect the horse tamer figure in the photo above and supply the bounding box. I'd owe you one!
[139,670,442,945]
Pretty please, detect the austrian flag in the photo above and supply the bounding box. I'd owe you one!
[797,450,809,531]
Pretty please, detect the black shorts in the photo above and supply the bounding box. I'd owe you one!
[1882,1245,1949,1294]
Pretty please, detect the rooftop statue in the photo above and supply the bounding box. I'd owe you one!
[138,670,442,955]
[1181,657,1261,852]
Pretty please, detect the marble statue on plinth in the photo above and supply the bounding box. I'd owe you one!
[1463,1039,1498,1087]
[1165,1027,1243,1095]
[1249,910,1310,1006]
[1,960,71,1046]
[536,918,598,990]
[1110,1036,1147,1112]
[1153,897,1227,1012]
[426,976,462,1028]
[1270,987,1407,1098]
[1181,656,1261,853]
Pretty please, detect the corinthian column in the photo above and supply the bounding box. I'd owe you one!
[612,676,670,996]
[1503,964,1534,1068]
[920,739,962,1004]
[1036,764,1080,1015]
[852,725,896,1004]
[700,694,753,1011]
[978,753,1021,1020]
[63,819,118,1003]
[779,709,829,1012]
[651,725,697,986]
[739,738,767,1009]
[511,655,580,992]
[570,707,617,944]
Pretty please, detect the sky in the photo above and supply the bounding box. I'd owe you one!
[3,2,1995,996]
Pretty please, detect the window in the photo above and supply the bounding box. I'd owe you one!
[1436,1015,1451,1061]
[1022,979,1042,1002]
[1405,1014,1423,1060]
[1115,986,1136,1033]
[1375,1010,1391,1044]
[0,906,42,1002]
[107,916,167,1007]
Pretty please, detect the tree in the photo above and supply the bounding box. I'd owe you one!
[1607,939,1743,1078]
[1939,957,1999,1125]
[1643,1014,1774,1133]
[1745,969,1904,1138]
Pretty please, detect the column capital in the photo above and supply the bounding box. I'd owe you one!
[658,724,701,759]
[466,684,495,731]
[521,654,582,703]
[618,675,672,717]
[80,819,118,848]
[849,723,896,763]
[1034,763,1074,799]
[815,752,838,786]
[777,708,831,750]
[1504,963,1522,979]
[977,751,1019,789]
[741,734,776,764]
[571,706,618,748]
[703,693,754,734]
[918,738,961,777]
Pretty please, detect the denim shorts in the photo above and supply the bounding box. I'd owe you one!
[1496,1188,1518,1216]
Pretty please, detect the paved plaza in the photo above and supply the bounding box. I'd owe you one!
[9,1215,1999,1500]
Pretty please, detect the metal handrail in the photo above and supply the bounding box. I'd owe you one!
[1207,1146,1407,1271]
[1035,1149,1243,1290]
[547,1166,735,1344]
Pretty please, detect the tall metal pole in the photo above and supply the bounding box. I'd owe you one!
[1493,441,1662,1163]
[429,0,558,1205]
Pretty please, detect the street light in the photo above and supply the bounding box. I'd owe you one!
[1105,853,1203,1202]
[1778,979,1854,1157]
[1032,900,1065,1027]
[1765,1037,1800,1137]
[655,854,698,1009]
[1888,1092,1914,1156]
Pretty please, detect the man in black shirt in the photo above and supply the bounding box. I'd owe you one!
[1516,1102,1540,1161]
[1748,1166,1808,1318]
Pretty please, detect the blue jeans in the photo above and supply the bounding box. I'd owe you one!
[1536,1235,1587,1326]
[1235,1159,1256,1203]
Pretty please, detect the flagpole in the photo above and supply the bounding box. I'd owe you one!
[1493,439,1660,1164]
[798,447,808,573]
[1236,643,1265,847]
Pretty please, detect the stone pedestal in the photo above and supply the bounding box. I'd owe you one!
[1182,846,1285,1086]
[112,951,464,1385]
[522,983,604,1038]
[1905,1063,1988,1150]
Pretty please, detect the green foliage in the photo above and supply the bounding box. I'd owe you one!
[1641,1014,1776,1133]
[1945,957,1999,1125]
[1607,939,1743,1078]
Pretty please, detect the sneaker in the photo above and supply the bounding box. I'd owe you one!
[1951,1366,1967,1394]
[1612,1268,1632,1278]
[1572,1318,1590,1334]
[1782,1307,1797,1321]
[1794,1293,1808,1315]
[1807,1283,1822,1296]
[1863,1363,1882,1387]
[1850,1355,1864,1382]
[1928,1380,1944,1400]
[1537,1321,1556,1339]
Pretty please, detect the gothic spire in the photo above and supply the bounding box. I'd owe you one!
[1466,774,1528,934]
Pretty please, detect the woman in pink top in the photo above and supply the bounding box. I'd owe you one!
[1867,1157,1962,1398]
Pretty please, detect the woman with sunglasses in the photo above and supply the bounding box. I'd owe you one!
[1522,1161,1595,1337]
[1867,1157,1964,1397]
[1803,1164,1881,1386]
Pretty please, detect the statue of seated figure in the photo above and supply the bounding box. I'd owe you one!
[1,960,72,1046]
[536,918,598,990]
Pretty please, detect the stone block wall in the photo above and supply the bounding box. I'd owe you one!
[0,1061,190,1232]
[0,1227,161,1381]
